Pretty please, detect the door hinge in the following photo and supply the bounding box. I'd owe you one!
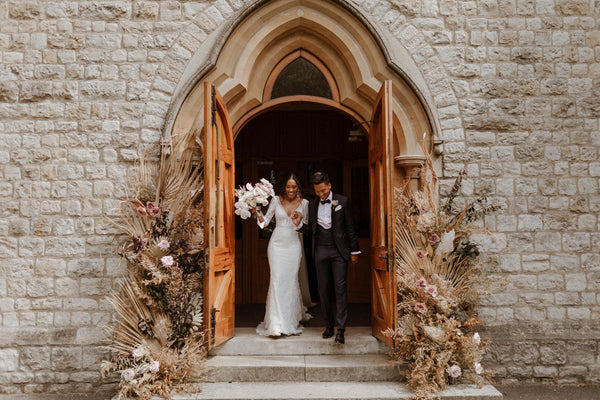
[387,249,394,272]
[210,306,220,345]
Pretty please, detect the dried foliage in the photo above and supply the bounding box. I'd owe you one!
[385,148,500,399]
[102,132,206,399]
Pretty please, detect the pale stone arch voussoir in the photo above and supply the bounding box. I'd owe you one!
[147,0,459,168]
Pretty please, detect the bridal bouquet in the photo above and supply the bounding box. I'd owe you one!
[385,150,500,399]
[234,178,275,219]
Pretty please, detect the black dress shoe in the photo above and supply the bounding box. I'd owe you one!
[334,329,345,344]
[322,327,334,339]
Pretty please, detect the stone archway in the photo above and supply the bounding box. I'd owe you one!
[167,0,434,162]
[142,0,461,166]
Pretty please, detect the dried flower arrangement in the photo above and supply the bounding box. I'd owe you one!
[385,149,501,399]
[101,131,207,399]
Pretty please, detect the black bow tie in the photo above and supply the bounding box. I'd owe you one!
[320,199,331,205]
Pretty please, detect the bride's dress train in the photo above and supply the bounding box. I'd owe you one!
[256,196,312,336]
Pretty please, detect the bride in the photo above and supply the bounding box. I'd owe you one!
[255,172,313,336]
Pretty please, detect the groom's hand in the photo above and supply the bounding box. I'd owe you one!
[350,254,359,265]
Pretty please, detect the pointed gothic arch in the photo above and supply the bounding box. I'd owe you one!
[167,0,438,169]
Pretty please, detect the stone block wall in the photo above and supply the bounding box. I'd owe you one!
[0,0,598,394]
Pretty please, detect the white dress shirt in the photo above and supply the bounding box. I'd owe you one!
[317,192,334,229]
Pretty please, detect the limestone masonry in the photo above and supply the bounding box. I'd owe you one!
[0,0,598,395]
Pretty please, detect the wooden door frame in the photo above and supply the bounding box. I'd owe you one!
[206,93,402,346]
[368,81,397,348]
[203,82,236,350]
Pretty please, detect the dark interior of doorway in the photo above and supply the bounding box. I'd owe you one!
[234,105,371,327]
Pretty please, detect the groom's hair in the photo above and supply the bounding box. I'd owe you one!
[310,172,329,185]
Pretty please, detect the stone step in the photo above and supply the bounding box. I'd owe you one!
[209,327,389,356]
[169,382,503,399]
[203,354,403,382]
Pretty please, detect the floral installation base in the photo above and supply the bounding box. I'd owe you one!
[101,133,207,399]
[385,151,500,400]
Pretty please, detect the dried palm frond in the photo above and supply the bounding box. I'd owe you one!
[136,151,159,203]
[420,134,438,213]
[105,278,172,355]
[157,131,204,216]
[108,200,153,241]
[395,224,475,296]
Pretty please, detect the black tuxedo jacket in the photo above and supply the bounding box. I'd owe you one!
[300,193,360,262]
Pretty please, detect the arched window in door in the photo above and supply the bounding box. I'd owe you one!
[263,50,340,102]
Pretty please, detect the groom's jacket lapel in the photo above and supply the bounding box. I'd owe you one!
[330,193,334,230]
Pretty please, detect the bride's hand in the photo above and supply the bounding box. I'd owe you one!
[253,207,264,222]
[291,211,302,226]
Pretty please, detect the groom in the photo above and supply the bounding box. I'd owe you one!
[292,172,360,344]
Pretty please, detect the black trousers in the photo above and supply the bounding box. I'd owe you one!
[314,241,348,330]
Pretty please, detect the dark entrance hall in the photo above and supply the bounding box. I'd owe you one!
[234,106,372,327]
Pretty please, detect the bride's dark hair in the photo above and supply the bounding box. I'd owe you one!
[278,172,303,199]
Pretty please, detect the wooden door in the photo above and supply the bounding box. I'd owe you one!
[203,82,235,349]
[343,159,371,303]
[369,81,397,347]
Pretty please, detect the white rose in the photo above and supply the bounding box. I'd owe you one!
[235,201,250,210]
[131,347,145,361]
[472,332,481,345]
[240,192,252,203]
[239,209,251,219]
[437,229,456,255]
[157,240,170,251]
[475,363,483,374]
[161,255,174,267]
[253,186,264,197]
[447,364,462,378]
[260,178,272,189]
[149,360,160,373]
[121,369,135,382]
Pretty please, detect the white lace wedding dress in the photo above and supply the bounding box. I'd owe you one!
[256,196,313,336]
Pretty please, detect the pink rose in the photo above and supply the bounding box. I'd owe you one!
[425,285,438,297]
[416,250,428,259]
[137,206,147,216]
[428,234,440,244]
[157,240,170,251]
[414,302,427,314]
[416,276,428,289]
[146,202,160,216]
